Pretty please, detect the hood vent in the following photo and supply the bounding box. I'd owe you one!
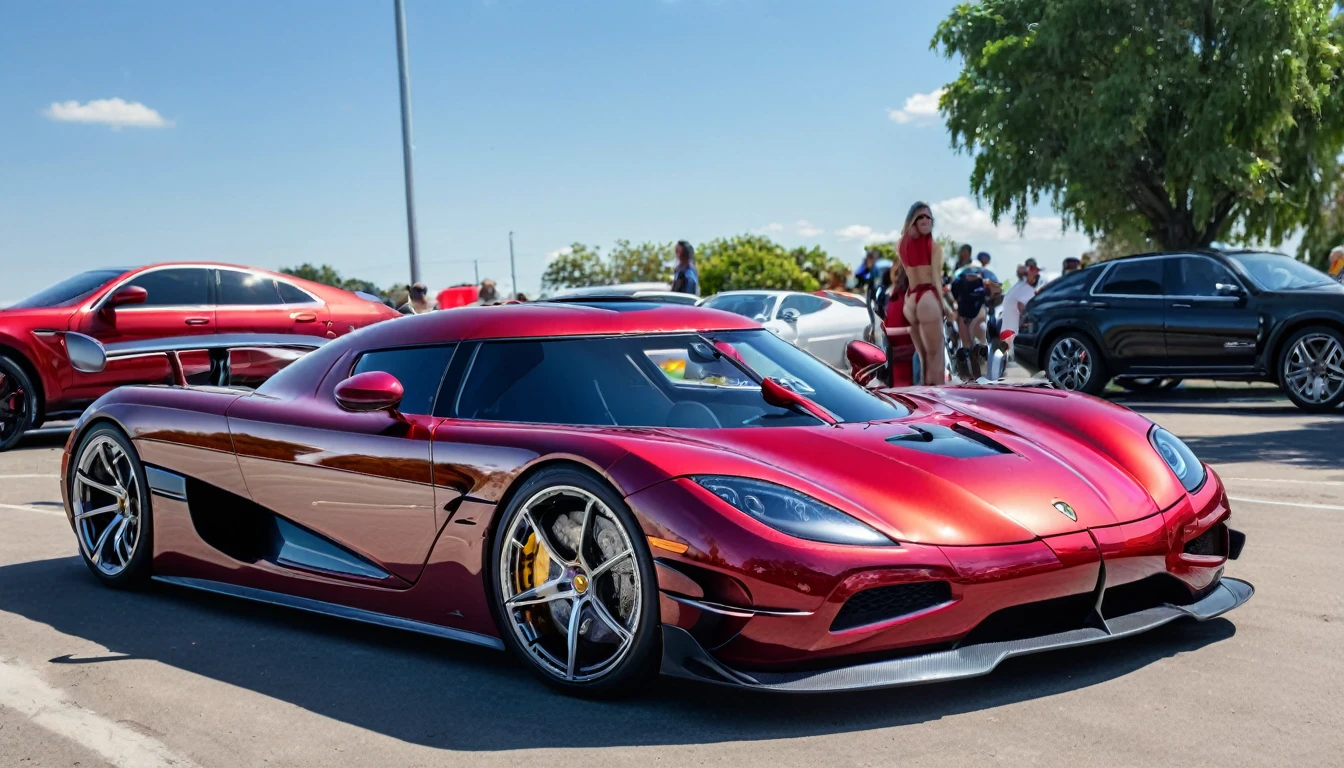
[886,424,1011,458]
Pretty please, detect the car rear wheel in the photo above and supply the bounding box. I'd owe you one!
[1279,326,1344,412]
[0,355,38,453]
[68,425,153,587]
[1045,333,1108,395]
[489,466,659,697]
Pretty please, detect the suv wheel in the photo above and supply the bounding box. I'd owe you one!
[1279,326,1344,412]
[1045,333,1108,395]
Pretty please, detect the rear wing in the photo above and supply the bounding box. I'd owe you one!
[66,333,327,388]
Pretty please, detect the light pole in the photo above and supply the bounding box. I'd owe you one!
[509,231,518,299]
[394,0,421,285]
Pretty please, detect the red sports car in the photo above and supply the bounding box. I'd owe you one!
[0,263,399,450]
[59,298,1251,696]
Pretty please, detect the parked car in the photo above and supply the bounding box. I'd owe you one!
[549,283,699,305]
[0,262,399,450]
[1013,250,1344,411]
[60,299,1249,697]
[698,290,873,368]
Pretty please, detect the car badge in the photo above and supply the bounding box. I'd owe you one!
[1054,501,1078,521]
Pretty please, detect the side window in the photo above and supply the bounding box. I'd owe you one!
[277,281,316,304]
[1096,260,1163,296]
[218,271,284,306]
[1169,257,1238,297]
[351,345,457,416]
[779,294,829,316]
[125,268,211,307]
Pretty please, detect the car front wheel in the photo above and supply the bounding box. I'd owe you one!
[1046,333,1108,395]
[67,425,154,587]
[1279,326,1344,412]
[0,355,38,452]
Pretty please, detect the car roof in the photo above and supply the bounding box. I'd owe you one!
[345,300,759,348]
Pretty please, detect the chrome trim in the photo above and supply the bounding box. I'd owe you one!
[144,466,187,501]
[661,577,1253,693]
[152,576,506,650]
[273,517,390,580]
[102,334,327,358]
[664,592,814,618]
[64,332,108,374]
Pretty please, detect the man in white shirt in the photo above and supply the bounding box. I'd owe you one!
[999,258,1043,347]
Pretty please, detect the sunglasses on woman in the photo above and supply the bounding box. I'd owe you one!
[915,214,934,224]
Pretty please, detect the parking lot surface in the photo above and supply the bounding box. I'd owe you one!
[1,394,1341,768]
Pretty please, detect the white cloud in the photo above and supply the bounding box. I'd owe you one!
[930,196,1091,272]
[793,219,824,238]
[756,222,786,234]
[546,245,573,261]
[887,88,945,125]
[43,98,171,128]
[835,224,900,244]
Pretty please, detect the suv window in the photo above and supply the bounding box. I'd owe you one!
[1096,259,1163,296]
[1168,257,1239,297]
[779,294,828,316]
[219,271,284,306]
[351,345,457,416]
[126,268,211,307]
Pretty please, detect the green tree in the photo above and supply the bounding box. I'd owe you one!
[281,263,384,297]
[696,234,820,295]
[934,0,1344,251]
[789,245,850,289]
[607,240,674,284]
[540,243,610,291]
[1301,189,1344,270]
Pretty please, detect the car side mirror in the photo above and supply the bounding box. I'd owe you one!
[780,308,801,323]
[1215,282,1245,298]
[760,377,837,425]
[334,371,405,413]
[65,333,108,374]
[845,340,888,388]
[106,285,148,310]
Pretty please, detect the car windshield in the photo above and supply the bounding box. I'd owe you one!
[1225,252,1334,291]
[8,269,124,309]
[453,329,909,428]
[701,294,776,322]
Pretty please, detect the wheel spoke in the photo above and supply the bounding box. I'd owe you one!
[565,598,583,680]
[591,549,631,580]
[520,509,570,568]
[588,595,632,643]
[89,513,124,565]
[77,471,123,500]
[575,499,596,571]
[506,577,570,608]
[110,517,132,566]
[75,502,119,521]
[96,442,117,482]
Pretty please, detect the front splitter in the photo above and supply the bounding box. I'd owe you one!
[660,576,1253,693]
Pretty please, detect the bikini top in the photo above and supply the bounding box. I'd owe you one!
[899,234,934,268]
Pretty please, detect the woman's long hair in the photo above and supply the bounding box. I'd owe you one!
[903,201,931,238]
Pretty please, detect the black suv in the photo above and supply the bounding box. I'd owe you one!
[1014,250,1344,412]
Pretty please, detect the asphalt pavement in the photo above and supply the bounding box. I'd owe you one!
[1,396,1341,768]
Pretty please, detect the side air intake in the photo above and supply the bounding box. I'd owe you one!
[831,581,953,631]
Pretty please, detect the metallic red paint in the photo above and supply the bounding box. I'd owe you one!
[60,302,1246,683]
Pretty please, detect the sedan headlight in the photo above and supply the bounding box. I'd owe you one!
[694,476,894,546]
[1149,427,1206,492]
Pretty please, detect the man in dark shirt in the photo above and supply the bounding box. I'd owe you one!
[671,240,700,296]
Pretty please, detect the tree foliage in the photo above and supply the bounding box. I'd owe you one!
[540,244,610,291]
[608,240,674,284]
[934,0,1344,251]
[1301,188,1344,269]
[789,245,851,289]
[697,234,820,295]
[280,263,385,297]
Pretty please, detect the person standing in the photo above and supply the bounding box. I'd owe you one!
[470,279,501,306]
[1062,256,1083,274]
[671,241,700,296]
[896,202,949,385]
[999,258,1043,349]
[1329,246,1344,284]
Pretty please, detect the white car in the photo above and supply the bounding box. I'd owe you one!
[698,290,874,368]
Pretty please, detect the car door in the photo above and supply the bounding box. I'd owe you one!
[213,268,331,337]
[227,344,457,583]
[1087,257,1168,373]
[1162,255,1259,371]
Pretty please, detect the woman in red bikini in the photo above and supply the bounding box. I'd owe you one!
[895,201,946,385]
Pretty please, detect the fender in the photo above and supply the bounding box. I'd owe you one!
[1260,311,1344,375]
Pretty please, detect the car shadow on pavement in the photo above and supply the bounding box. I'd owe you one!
[13,428,73,451]
[0,555,1237,751]
[1176,419,1344,470]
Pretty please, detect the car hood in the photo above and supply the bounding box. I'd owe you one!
[0,306,77,332]
[611,393,1163,546]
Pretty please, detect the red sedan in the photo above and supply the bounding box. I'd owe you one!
[59,298,1250,696]
[0,263,399,450]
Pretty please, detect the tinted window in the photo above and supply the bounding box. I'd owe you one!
[1225,251,1334,291]
[219,271,284,306]
[277,281,316,304]
[702,294,777,321]
[10,269,123,309]
[779,294,829,316]
[455,330,908,428]
[127,268,211,306]
[352,345,457,416]
[1169,257,1238,296]
[1096,260,1163,296]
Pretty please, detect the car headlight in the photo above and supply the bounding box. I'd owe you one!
[693,476,894,546]
[1149,427,1206,492]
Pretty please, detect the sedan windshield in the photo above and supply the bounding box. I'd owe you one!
[9,270,124,309]
[701,294,776,322]
[1225,252,1334,291]
[453,329,909,428]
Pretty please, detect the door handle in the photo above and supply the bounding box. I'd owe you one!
[1171,303,1192,309]
[185,317,210,326]
[1084,301,1108,309]
[290,312,317,322]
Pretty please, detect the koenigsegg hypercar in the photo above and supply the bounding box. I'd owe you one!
[60,299,1252,696]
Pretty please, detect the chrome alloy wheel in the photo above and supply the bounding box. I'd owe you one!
[1048,337,1093,391]
[73,435,143,576]
[1284,333,1344,405]
[498,485,642,683]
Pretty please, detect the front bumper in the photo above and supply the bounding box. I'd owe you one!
[662,576,1252,692]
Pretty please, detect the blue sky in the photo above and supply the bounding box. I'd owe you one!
[2,0,1097,304]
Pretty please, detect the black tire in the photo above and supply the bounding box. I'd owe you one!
[66,425,154,588]
[487,465,660,698]
[1277,325,1344,413]
[1044,332,1109,395]
[1116,377,1184,392]
[0,354,39,452]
